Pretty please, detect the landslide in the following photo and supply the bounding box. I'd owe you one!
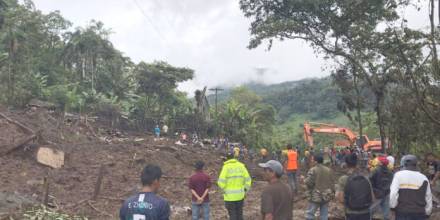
[3,108,437,220]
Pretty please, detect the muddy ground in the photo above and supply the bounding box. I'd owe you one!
[0,108,438,220]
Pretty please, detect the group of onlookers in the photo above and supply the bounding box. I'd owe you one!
[118,145,439,220]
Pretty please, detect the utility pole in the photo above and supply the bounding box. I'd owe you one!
[209,87,224,136]
[209,87,224,117]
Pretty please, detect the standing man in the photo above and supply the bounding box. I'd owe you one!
[370,156,393,220]
[154,125,161,139]
[305,154,334,220]
[390,155,432,220]
[120,164,170,220]
[335,153,373,220]
[285,144,299,194]
[426,153,440,186]
[259,148,270,163]
[189,161,211,220]
[218,153,252,220]
[233,145,240,159]
[368,153,379,172]
[259,160,293,220]
[162,124,168,137]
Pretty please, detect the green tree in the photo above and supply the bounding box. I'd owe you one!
[239,0,414,151]
[133,61,194,127]
[217,87,276,149]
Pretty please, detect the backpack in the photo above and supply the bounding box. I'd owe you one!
[373,167,393,199]
[344,174,373,210]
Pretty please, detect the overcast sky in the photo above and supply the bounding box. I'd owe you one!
[32,0,430,94]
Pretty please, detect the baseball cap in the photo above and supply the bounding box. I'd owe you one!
[401,154,417,168]
[259,160,284,176]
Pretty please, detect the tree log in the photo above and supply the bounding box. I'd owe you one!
[0,112,34,134]
[92,165,106,201]
[0,134,37,155]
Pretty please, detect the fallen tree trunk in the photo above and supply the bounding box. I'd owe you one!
[0,134,37,155]
[0,112,34,134]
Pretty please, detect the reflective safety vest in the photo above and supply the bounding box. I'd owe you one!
[286,150,298,171]
[217,159,252,201]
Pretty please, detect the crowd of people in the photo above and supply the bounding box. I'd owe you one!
[118,141,440,220]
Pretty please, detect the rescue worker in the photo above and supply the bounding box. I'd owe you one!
[233,145,240,159]
[285,144,299,194]
[387,154,395,171]
[218,153,252,220]
[370,156,393,220]
[390,155,432,220]
[368,153,380,172]
[259,148,270,163]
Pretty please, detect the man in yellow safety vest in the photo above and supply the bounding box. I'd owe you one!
[218,153,252,220]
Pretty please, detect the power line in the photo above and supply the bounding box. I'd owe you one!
[150,0,176,31]
[132,0,166,42]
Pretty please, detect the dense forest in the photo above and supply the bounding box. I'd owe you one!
[1,0,440,154]
[0,0,195,131]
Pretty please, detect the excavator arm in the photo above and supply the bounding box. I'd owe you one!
[303,121,386,152]
[304,122,357,147]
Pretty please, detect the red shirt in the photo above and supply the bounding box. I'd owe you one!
[188,171,212,202]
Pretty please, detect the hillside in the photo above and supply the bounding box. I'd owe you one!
[208,77,341,121]
[207,77,382,148]
[207,79,306,105]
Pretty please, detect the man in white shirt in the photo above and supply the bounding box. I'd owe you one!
[390,155,432,220]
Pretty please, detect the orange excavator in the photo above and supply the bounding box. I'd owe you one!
[303,122,385,152]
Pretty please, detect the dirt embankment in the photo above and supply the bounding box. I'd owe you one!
[0,108,260,219]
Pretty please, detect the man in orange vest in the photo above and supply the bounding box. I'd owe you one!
[285,144,299,194]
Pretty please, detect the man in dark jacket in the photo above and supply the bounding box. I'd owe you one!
[390,155,432,220]
[336,153,373,220]
[370,156,393,220]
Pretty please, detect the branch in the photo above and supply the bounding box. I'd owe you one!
[0,112,34,134]
[394,31,440,125]
[87,201,113,218]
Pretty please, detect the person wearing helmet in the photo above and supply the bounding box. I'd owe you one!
[259,148,270,163]
[390,155,433,220]
[233,146,240,158]
[370,156,393,220]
